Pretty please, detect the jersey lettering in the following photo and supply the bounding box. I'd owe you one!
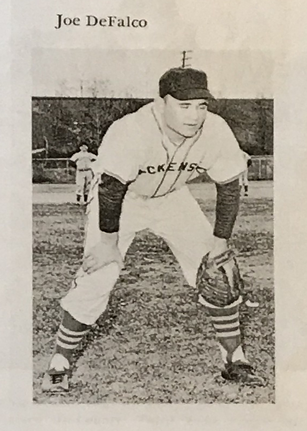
[196,166,206,174]
[147,166,155,174]
[187,163,198,172]
[178,162,188,171]
[166,162,176,172]
[138,161,199,176]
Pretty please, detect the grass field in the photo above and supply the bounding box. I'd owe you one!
[32,183,274,404]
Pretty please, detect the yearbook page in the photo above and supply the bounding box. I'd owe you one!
[3,0,307,430]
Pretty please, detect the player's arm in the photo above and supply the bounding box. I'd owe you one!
[204,117,245,257]
[82,119,141,274]
[209,178,240,258]
[82,173,129,274]
[98,173,128,234]
[69,153,78,167]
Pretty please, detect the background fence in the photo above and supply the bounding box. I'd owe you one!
[32,155,273,184]
[248,155,273,180]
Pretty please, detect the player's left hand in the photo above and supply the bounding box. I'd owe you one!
[208,237,234,282]
[209,237,228,260]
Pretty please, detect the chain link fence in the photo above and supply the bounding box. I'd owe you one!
[32,158,75,183]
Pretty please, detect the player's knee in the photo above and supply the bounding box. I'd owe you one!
[85,262,121,284]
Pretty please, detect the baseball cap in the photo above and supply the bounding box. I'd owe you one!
[80,144,88,150]
[159,67,214,101]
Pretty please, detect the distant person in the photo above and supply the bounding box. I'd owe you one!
[70,144,97,205]
[239,152,252,197]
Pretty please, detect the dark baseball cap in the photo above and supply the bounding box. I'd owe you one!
[159,67,214,101]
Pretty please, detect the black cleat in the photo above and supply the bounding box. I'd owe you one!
[221,361,265,386]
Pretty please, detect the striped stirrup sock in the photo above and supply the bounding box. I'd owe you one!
[201,297,243,360]
[54,311,90,362]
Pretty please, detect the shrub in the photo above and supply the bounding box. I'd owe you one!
[32,164,54,183]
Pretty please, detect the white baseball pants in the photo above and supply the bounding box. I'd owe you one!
[61,185,214,325]
[76,170,92,196]
[239,169,249,187]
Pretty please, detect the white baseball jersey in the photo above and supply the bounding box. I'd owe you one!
[70,151,97,170]
[93,100,246,198]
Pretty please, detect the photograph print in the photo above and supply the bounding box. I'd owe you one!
[32,48,274,404]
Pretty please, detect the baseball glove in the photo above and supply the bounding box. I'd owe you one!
[197,249,244,308]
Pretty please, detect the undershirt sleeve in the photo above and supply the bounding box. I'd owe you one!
[98,173,129,233]
[213,178,240,239]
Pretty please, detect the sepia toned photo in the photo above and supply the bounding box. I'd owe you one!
[32,49,274,404]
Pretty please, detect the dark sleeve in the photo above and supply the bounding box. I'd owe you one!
[213,178,240,239]
[98,173,129,233]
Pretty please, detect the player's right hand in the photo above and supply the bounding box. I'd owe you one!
[82,234,124,274]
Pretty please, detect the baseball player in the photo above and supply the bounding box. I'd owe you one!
[70,144,97,204]
[42,67,264,392]
[239,151,252,197]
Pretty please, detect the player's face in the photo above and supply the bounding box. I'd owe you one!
[163,95,208,138]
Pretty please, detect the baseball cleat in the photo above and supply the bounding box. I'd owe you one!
[221,361,265,386]
[42,368,70,393]
[41,353,71,393]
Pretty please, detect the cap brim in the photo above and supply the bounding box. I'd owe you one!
[170,88,215,101]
